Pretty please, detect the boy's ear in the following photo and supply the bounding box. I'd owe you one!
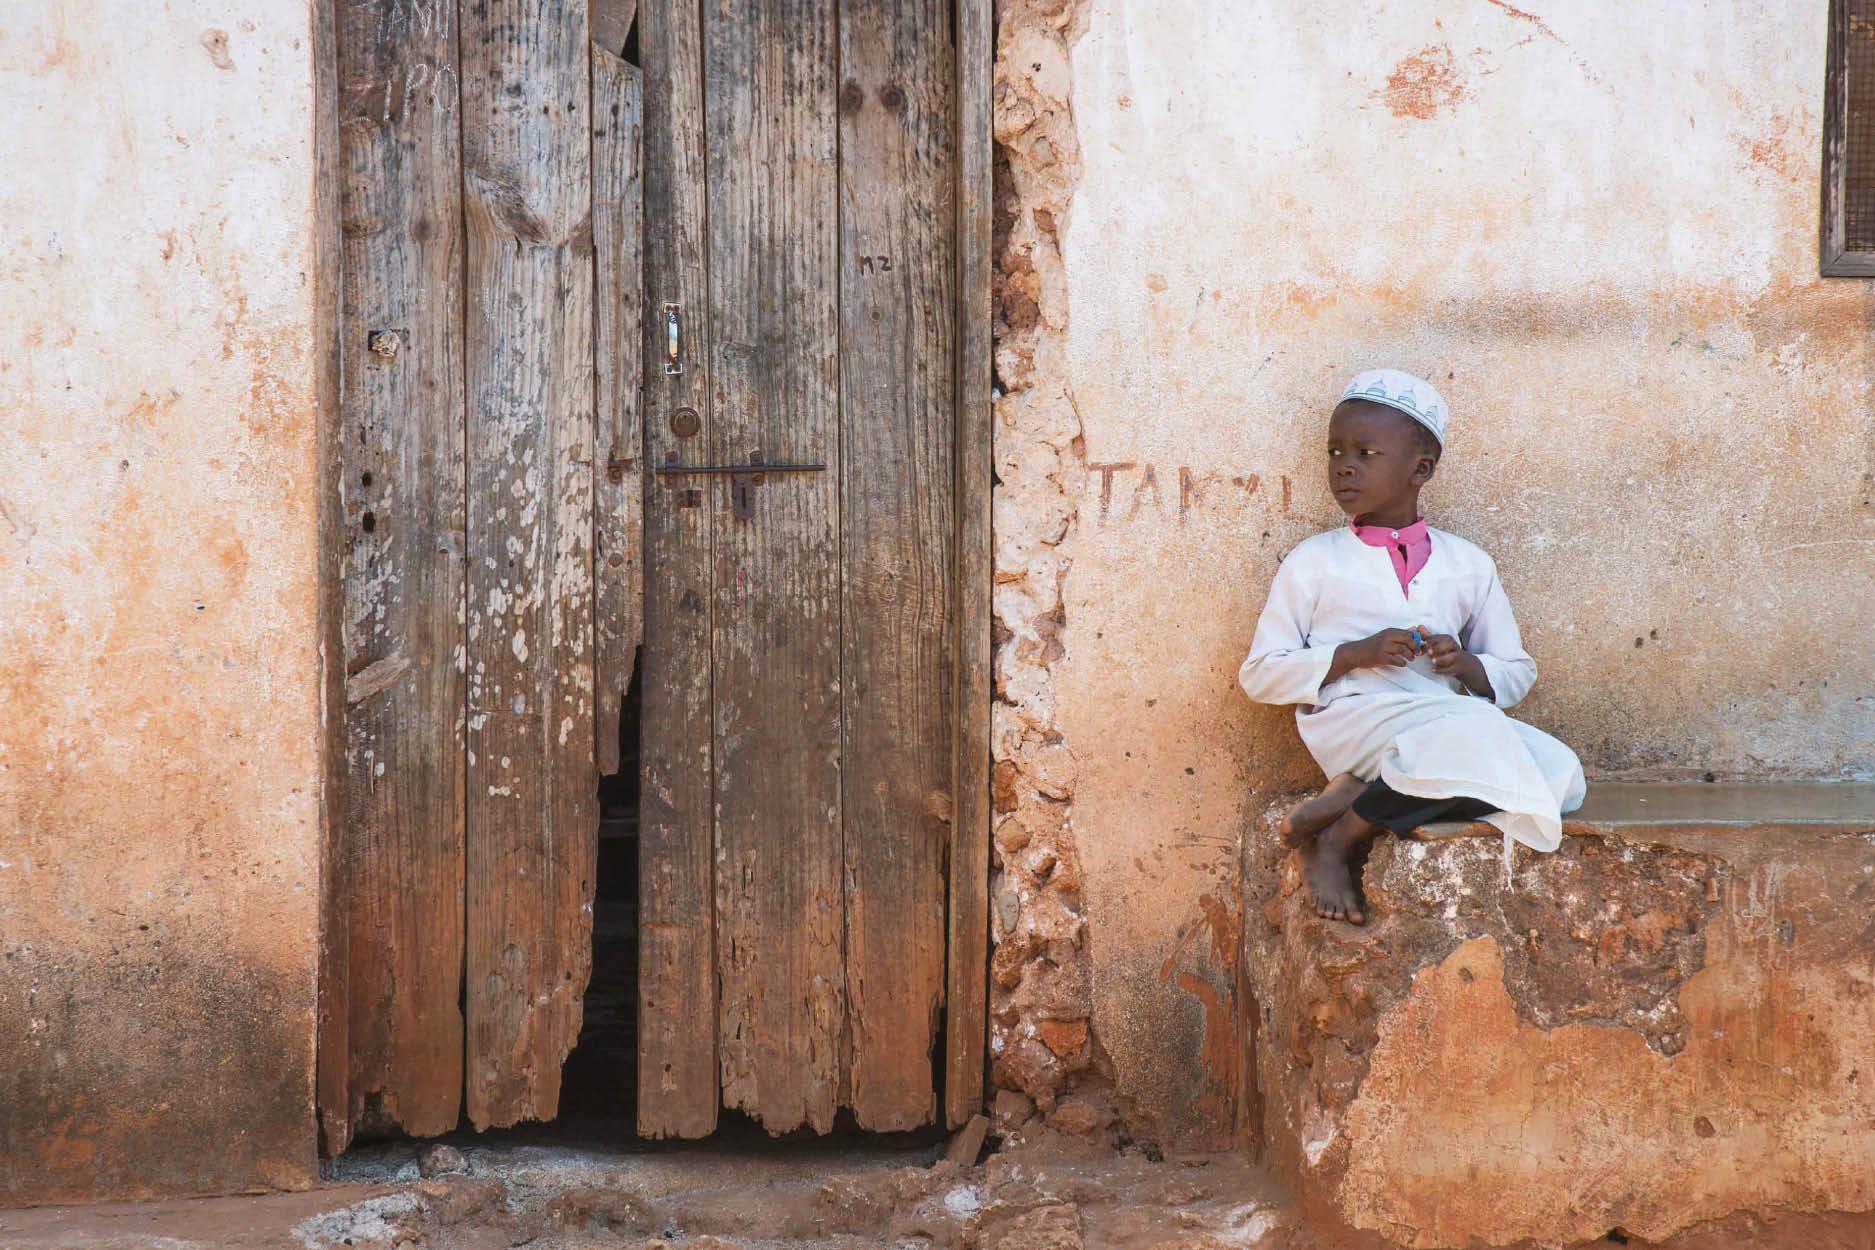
[1412,455,1437,486]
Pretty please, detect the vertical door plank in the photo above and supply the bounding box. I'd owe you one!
[837,0,955,1131]
[334,0,468,1140]
[945,0,994,1130]
[461,0,597,1129]
[636,0,719,1139]
[593,48,645,779]
[705,0,845,1133]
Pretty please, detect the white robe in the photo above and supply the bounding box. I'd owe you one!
[1239,526,1585,852]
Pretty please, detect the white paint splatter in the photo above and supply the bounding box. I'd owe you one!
[293,1193,421,1249]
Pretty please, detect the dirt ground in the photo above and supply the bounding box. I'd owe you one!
[4,1125,1873,1250]
[0,1126,1288,1250]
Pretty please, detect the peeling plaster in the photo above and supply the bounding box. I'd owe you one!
[1247,811,1875,1246]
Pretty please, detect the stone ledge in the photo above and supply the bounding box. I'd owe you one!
[1425,781,1875,838]
[1245,783,1875,1249]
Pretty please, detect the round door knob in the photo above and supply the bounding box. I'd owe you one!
[670,406,701,438]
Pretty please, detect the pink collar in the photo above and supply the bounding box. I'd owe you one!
[1350,516,1429,546]
[1350,516,1431,594]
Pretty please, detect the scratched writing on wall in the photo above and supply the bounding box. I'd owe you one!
[1087,463,1299,525]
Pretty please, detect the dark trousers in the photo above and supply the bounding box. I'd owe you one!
[1350,780,1497,837]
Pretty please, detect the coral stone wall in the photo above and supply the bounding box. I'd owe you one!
[989,0,1104,1131]
[995,0,1875,1140]
[0,1,326,1202]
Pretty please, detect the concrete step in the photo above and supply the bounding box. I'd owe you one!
[1246,782,1875,1248]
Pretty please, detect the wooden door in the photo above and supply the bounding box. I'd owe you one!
[322,0,611,1149]
[636,0,991,1136]
[321,0,988,1149]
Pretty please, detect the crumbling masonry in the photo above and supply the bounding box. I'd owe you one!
[986,0,1104,1128]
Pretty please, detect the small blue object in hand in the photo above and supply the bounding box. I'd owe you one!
[1409,628,1425,650]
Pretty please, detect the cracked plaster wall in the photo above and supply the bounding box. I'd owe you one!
[0,1,326,1203]
[995,0,1875,1142]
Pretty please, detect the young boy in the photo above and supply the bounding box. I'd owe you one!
[1239,369,1585,924]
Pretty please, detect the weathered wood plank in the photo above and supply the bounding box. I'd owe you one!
[313,0,350,1157]
[706,0,845,1133]
[636,0,719,1139]
[461,0,597,1130]
[593,47,645,779]
[1821,0,1875,274]
[334,0,468,1141]
[591,0,637,57]
[837,0,955,1132]
[945,0,995,1130]
[1824,0,1850,272]
[944,1112,991,1166]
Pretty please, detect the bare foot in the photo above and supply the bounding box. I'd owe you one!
[1301,811,1381,924]
[1280,772,1366,847]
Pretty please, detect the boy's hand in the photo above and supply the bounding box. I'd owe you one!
[1325,628,1420,686]
[1418,627,1495,699]
[1359,628,1422,669]
[1419,631,1467,674]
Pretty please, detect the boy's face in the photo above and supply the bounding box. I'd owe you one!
[1326,400,1436,520]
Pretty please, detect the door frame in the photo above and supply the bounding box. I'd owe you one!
[946,0,995,1130]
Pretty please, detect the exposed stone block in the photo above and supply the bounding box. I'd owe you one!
[1245,784,1875,1247]
[996,1036,1071,1111]
[1038,1018,1090,1058]
[992,1087,1039,1134]
[1047,1089,1118,1140]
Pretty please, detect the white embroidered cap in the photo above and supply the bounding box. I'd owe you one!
[1338,368,1448,446]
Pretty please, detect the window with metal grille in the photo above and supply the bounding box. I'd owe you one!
[1823,0,1875,273]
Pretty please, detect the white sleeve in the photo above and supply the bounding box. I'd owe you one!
[1238,554,1338,707]
[1460,560,1537,709]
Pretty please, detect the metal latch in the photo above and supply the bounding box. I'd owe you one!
[663,303,683,374]
[655,460,826,520]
